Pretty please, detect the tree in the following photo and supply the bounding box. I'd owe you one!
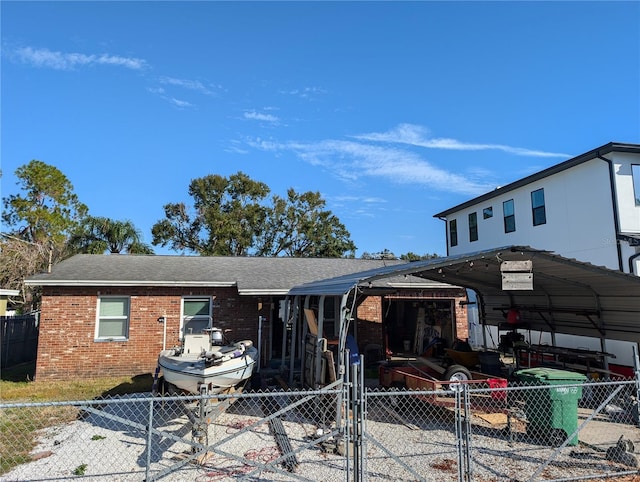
[2,160,88,245]
[151,172,270,255]
[400,252,441,261]
[255,189,356,257]
[361,249,397,260]
[1,160,88,312]
[151,171,357,258]
[69,216,154,254]
[361,250,441,261]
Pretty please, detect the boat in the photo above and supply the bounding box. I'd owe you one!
[158,328,258,395]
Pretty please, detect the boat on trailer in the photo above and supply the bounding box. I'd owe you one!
[158,328,258,395]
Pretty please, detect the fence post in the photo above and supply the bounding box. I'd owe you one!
[350,355,367,482]
[344,349,352,482]
[633,345,640,426]
[463,383,473,481]
[454,384,473,482]
[145,397,155,481]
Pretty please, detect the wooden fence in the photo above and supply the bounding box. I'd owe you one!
[1,314,38,368]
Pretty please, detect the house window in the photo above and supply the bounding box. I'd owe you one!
[633,164,640,206]
[182,297,212,336]
[531,188,547,226]
[483,207,493,219]
[96,296,130,340]
[503,199,516,233]
[322,296,337,337]
[449,219,458,247]
[469,212,478,242]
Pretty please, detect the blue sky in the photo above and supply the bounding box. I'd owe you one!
[2,1,639,257]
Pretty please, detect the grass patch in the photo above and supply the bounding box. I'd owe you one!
[0,372,154,475]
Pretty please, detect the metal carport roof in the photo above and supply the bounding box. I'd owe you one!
[289,246,640,343]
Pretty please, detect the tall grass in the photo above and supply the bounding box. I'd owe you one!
[0,363,154,475]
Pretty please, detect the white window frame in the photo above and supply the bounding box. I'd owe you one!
[181,296,213,338]
[469,211,478,242]
[95,296,130,341]
[449,219,458,247]
[531,188,547,226]
[503,199,516,233]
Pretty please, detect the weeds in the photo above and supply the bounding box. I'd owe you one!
[0,370,154,476]
[73,463,87,476]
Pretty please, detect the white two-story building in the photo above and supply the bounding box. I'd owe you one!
[434,142,640,371]
[435,142,640,275]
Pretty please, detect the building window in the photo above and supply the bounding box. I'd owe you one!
[633,164,640,206]
[531,188,547,226]
[322,296,337,337]
[449,219,458,247]
[483,206,493,219]
[96,296,130,340]
[503,199,516,233]
[469,212,478,242]
[182,297,212,336]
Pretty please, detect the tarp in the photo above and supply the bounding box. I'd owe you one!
[288,246,640,342]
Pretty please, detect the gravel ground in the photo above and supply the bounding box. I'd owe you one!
[2,392,639,481]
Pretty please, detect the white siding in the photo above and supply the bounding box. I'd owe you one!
[447,159,620,269]
[613,152,640,233]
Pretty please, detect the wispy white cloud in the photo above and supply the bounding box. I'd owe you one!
[146,87,194,108]
[244,111,280,123]
[159,76,220,96]
[9,46,147,70]
[169,98,193,108]
[279,86,327,99]
[353,123,571,158]
[247,137,494,196]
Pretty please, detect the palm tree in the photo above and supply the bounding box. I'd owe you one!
[70,216,154,254]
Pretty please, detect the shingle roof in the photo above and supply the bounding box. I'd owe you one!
[25,255,452,294]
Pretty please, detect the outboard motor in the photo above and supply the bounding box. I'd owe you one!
[209,328,224,346]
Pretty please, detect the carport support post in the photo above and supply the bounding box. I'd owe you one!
[287,297,300,387]
[314,295,326,388]
[336,292,351,430]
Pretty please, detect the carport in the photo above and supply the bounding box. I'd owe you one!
[287,245,640,387]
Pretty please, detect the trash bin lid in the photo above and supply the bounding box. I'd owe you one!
[515,367,587,382]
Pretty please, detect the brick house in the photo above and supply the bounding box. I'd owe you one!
[25,255,468,381]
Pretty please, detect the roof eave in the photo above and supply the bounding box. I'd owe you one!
[25,280,237,288]
[237,288,291,296]
[433,142,640,218]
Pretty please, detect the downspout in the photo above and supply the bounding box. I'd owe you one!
[436,216,451,256]
[596,154,625,272]
[630,251,640,276]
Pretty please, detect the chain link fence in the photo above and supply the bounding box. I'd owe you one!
[2,370,640,481]
[1,383,347,481]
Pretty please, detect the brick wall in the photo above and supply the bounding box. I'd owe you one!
[354,288,469,354]
[36,285,469,381]
[35,286,261,381]
[355,296,384,349]
[388,288,469,341]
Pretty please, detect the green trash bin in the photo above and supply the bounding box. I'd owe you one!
[515,367,587,446]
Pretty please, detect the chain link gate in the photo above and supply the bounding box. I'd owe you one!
[349,358,640,482]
